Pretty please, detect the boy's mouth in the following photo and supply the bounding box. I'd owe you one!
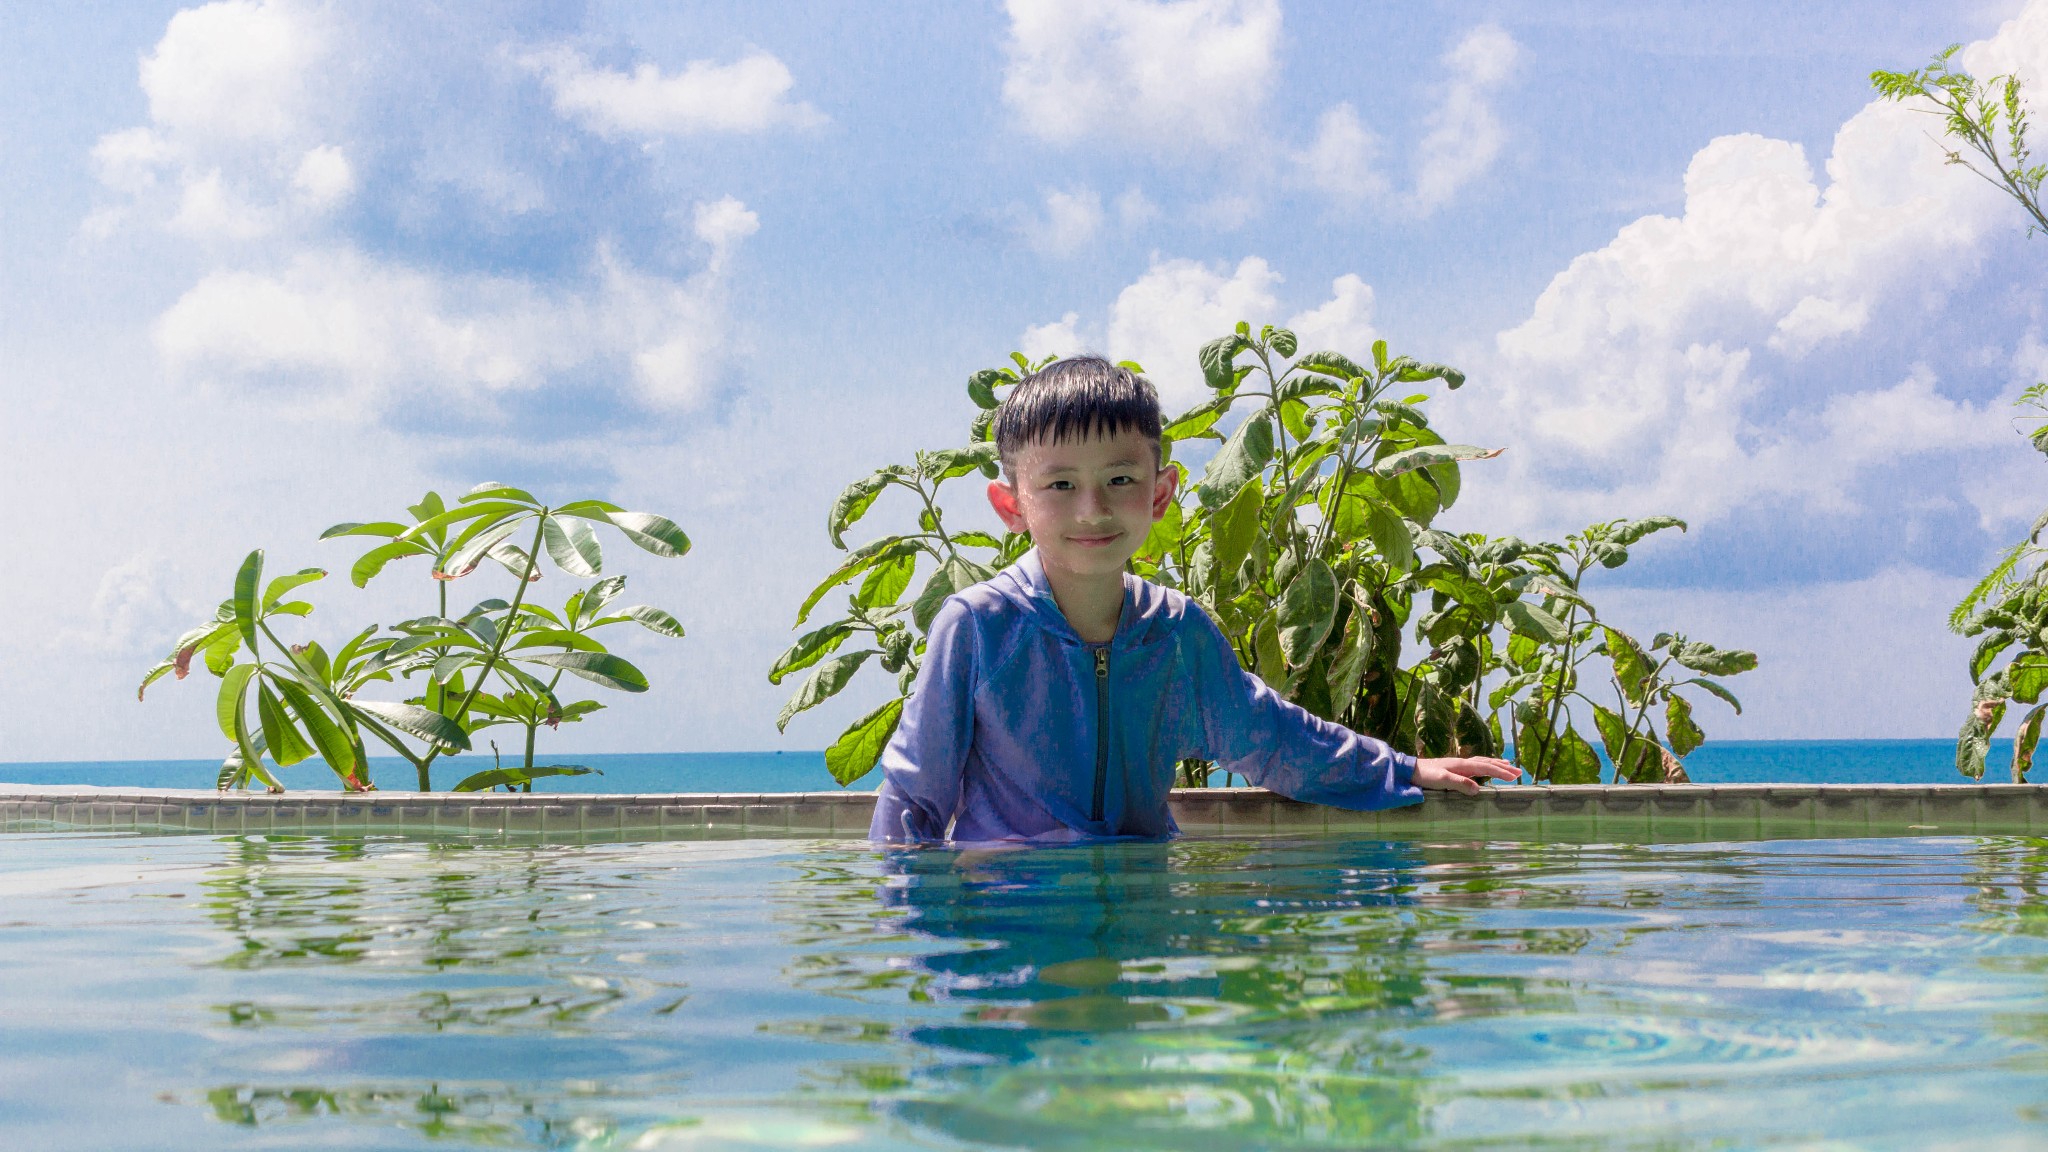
[1067,532,1123,548]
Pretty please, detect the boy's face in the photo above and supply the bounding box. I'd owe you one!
[986,428,1177,581]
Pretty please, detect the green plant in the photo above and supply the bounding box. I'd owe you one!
[143,483,688,792]
[771,355,1043,784]
[781,329,1756,787]
[1876,53,2048,780]
[138,551,469,791]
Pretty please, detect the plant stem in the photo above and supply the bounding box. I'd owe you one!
[450,513,549,747]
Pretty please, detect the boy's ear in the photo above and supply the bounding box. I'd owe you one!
[1151,463,1179,521]
[987,478,1029,533]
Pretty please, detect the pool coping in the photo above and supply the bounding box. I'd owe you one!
[2,783,2043,843]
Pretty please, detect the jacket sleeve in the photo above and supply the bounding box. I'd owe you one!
[868,597,978,842]
[1187,605,1422,811]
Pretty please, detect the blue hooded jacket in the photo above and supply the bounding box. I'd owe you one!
[869,549,1422,843]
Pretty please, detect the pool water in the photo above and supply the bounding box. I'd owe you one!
[3,832,2047,1149]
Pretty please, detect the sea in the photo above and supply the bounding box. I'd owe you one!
[0,740,2013,793]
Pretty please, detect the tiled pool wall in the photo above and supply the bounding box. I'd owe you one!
[4,784,2045,842]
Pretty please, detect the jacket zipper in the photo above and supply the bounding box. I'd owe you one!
[1090,646,1110,824]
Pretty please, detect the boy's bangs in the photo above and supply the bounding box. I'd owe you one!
[995,357,1163,465]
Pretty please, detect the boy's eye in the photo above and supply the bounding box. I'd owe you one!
[1047,480,1074,490]
[1108,475,1134,486]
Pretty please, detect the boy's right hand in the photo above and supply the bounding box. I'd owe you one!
[1414,756,1522,794]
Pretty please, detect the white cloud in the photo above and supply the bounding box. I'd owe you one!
[1286,273,1378,355]
[1455,0,2045,541]
[139,0,323,144]
[291,145,354,208]
[1115,186,1159,228]
[1002,0,1279,151]
[57,555,196,657]
[1412,23,1519,212]
[1021,186,1106,255]
[525,47,823,139]
[1024,257,1380,410]
[1298,23,1519,215]
[156,197,758,414]
[89,0,349,240]
[1021,311,1087,362]
[1297,103,1387,202]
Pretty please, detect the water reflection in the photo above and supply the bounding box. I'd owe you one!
[79,832,2048,1149]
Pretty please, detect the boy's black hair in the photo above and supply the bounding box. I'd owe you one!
[992,356,1163,474]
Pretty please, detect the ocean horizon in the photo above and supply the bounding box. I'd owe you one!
[0,739,2010,794]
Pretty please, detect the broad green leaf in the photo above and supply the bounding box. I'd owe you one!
[232,550,263,650]
[1604,627,1654,705]
[1196,412,1273,508]
[1199,335,1244,390]
[1366,504,1415,571]
[778,649,878,731]
[1277,559,1338,665]
[351,539,427,587]
[462,482,538,504]
[1325,608,1375,707]
[269,600,314,617]
[216,662,258,742]
[453,764,596,792]
[912,558,990,633]
[580,575,629,622]
[2015,703,2047,783]
[798,537,923,625]
[1372,443,1504,479]
[542,514,604,577]
[1551,725,1603,784]
[256,682,316,767]
[1294,351,1367,382]
[1958,702,2001,780]
[1136,497,1183,562]
[826,696,905,786]
[517,650,649,692]
[398,500,526,545]
[1503,600,1567,644]
[827,469,900,549]
[1610,515,1687,546]
[1252,613,1288,691]
[770,622,855,685]
[507,627,607,653]
[1669,641,1758,677]
[1667,694,1705,757]
[270,677,361,784]
[1210,480,1265,587]
[320,521,407,540]
[1162,398,1229,440]
[1395,362,1466,389]
[1268,327,1298,357]
[439,522,518,579]
[951,530,1007,550]
[2010,655,2048,704]
[347,699,471,751]
[1682,677,1743,714]
[856,552,917,609]
[261,567,326,607]
[920,443,1000,483]
[603,511,690,557]
[967,368,1005,410]
[621,605,685,638]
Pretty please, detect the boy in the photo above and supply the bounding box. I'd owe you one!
[870,357,1519,843]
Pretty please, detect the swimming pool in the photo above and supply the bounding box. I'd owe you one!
[3,830,2045,1149]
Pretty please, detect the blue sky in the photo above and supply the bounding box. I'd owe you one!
[1,0,2041,763]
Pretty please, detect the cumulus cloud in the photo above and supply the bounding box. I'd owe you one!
[156,197,759,414]
[1298,23,1519,215]
[524,46,823,139]
[1458,6,2048,537]
[57,555,196,656]
[89,0,350,239]
[1002,0,1279,151]
[1023,257,1380,409]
